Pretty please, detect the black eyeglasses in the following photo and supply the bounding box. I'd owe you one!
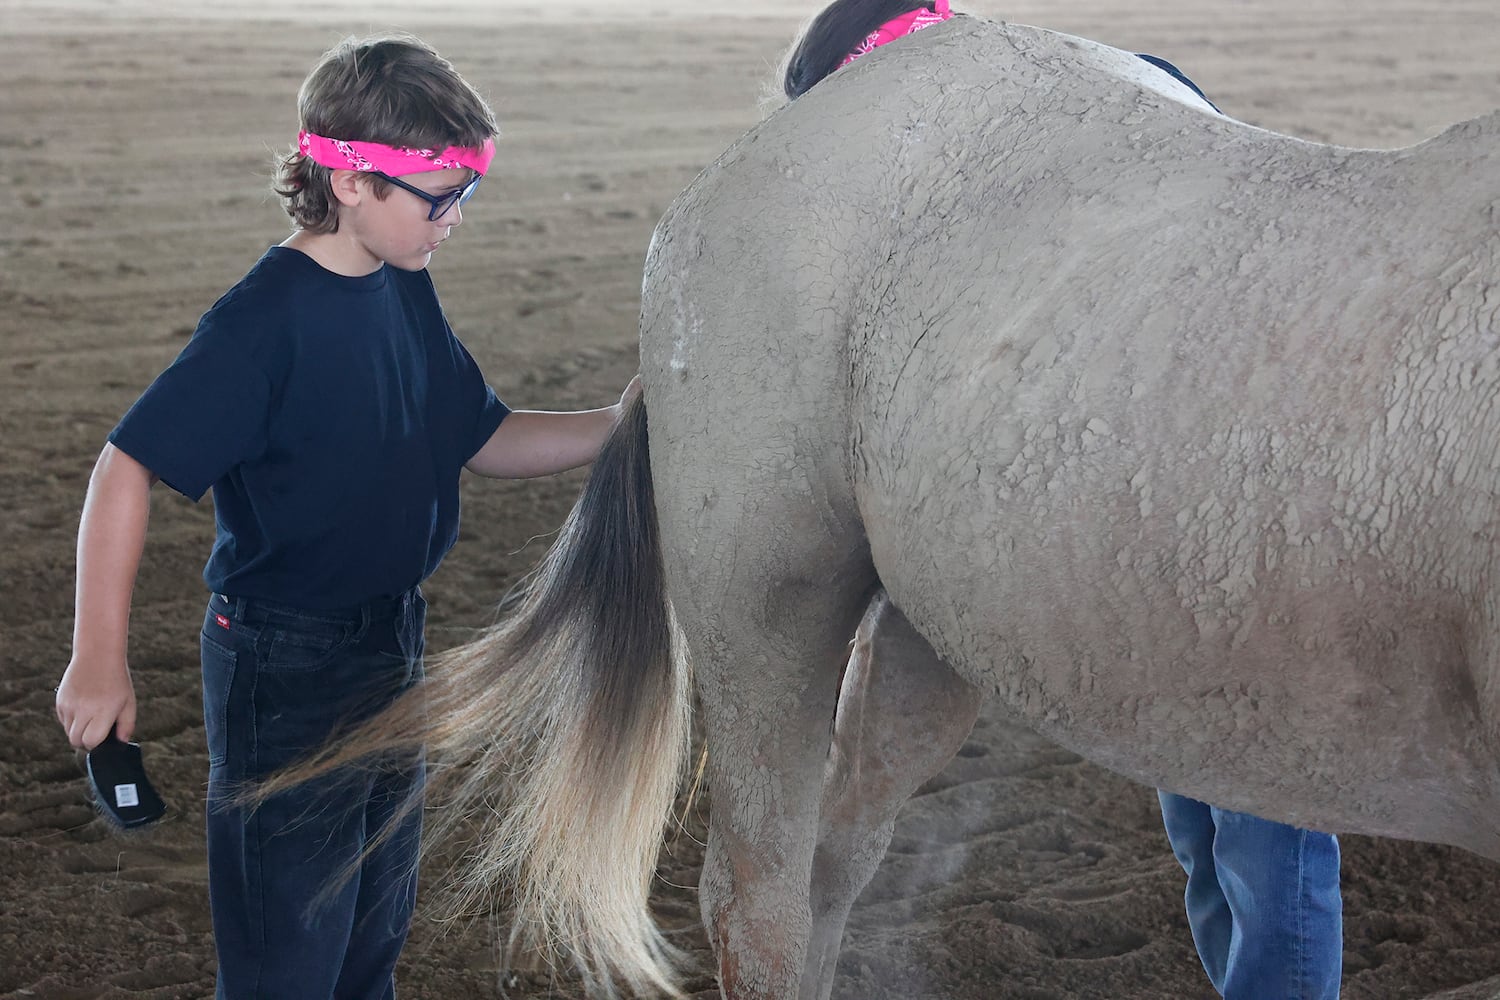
[374,171,483,221]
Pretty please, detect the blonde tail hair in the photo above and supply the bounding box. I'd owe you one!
[256,393,692,998]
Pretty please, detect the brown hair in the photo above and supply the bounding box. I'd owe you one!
[273,34,499,233]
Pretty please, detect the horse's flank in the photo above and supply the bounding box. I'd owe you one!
[644,16,1500,849]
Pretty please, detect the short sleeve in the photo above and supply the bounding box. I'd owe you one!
[439,324,508,463]
[108,315,273,501]
[470,383,510,460]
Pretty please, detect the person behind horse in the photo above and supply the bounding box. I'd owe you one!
[53,33,639,999]
[780,3,1343,997]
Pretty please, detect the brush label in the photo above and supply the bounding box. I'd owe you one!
[115,783,140,808]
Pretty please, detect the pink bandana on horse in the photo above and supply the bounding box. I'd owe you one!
[297,130,496,177]
[839,0,953,69]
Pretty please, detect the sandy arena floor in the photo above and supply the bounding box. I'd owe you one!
[3,1,1500,996]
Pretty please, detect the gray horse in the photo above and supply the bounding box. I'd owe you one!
[287,14,1500,1000]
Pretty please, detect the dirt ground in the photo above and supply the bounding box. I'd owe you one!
[3,0,1500,997]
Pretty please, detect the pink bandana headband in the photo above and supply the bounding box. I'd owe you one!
[297,130,496,177]
[839,0,953,69]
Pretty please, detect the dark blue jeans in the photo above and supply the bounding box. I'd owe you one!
[201,589,426,1000]
[1159,791,1343,1000]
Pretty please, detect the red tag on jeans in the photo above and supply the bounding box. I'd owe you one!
[214,614,231,630]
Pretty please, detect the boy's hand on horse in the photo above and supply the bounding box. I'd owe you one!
[464,375,643,480]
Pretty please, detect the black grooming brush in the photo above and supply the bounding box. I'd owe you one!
[86,729,166,829]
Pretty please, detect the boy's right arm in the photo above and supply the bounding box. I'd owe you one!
[55,443,157,750]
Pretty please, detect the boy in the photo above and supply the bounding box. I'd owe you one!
[53,34,636,999]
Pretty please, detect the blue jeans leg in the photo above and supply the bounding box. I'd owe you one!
[202,591,426,1000]
[1159,792,1233,991]
[1158,791,1342,1000]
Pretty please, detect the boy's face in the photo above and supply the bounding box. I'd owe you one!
[338,167,477,273]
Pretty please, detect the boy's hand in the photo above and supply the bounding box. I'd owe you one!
[56,658,137,750]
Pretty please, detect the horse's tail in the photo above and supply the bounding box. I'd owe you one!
[257,393,691,998]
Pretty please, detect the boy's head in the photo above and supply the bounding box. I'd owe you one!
[276,34,499,234]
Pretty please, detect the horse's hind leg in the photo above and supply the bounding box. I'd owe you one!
[801,591,982,1000]
[664,501,873,999]
[690,577,872,999]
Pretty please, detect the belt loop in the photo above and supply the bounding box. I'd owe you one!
[218,594,246,623]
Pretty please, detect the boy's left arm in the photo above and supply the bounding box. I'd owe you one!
[466,375,640,479]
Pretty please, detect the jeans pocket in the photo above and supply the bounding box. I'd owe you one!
[200,629,238,768]
[261,619,359,673]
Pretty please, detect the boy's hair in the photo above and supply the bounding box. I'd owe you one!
[274,34,499,234]
[781,0,938,102]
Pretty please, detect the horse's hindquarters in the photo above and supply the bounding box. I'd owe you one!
[845,151,1500,854]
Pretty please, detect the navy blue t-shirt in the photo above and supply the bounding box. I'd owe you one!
[109,246,510,609]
